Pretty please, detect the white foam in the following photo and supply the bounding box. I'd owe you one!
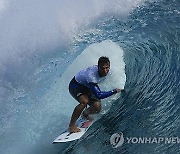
[0,0,145,80]
[0,0,6,14]
[41,40,126,119]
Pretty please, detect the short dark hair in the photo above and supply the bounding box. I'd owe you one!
[98,56,110,66]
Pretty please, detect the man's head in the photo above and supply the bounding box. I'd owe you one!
[98,56,110,77]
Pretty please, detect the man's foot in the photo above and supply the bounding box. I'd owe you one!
[81,111,94,121]
[69,125,81,133]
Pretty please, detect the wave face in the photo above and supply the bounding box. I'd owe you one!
[0,0,180,154]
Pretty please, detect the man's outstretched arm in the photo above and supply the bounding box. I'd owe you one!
[89,82,121,99]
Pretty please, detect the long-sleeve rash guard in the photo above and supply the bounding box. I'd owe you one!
[89,82,117,99]
[75,65,117,100]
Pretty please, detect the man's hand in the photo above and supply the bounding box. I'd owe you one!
[115,88,125,93]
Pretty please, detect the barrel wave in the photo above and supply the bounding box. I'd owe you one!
[0,0,180,154]
[63,0,180,154]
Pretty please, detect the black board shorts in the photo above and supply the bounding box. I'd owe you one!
[69,77,99,105]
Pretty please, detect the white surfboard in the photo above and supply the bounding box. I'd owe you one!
[52,118,93,143]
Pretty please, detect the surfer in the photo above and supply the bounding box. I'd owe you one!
[68,56,123,133]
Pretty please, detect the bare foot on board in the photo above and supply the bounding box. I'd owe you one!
[69,125,81,133]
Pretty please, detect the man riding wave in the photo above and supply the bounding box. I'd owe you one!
[68,56,123,133]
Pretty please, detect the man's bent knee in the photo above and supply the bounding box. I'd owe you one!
[92,101,101,113]
[78,95,89,105]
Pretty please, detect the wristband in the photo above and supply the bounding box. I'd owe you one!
[112,89,117,94]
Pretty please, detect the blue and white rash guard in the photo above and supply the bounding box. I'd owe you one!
[75,65,117,99]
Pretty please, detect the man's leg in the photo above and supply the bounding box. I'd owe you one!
[69,95,89,133]
[82,101,101,119]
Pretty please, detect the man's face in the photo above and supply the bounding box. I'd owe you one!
[98,63,110,77]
